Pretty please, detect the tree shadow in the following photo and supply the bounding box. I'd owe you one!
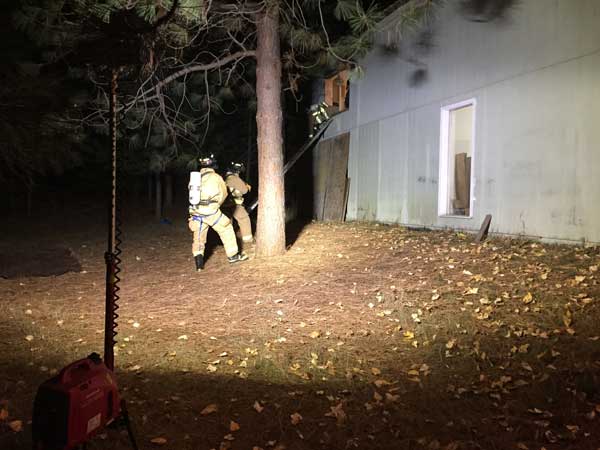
[458,0,521,24]
[0,246,82,279]
[2,345,599,450]
[285,218,312,248]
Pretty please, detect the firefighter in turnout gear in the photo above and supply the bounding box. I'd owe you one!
[224,162,253,246]
[188,154,248,271]
[309,101,330,138]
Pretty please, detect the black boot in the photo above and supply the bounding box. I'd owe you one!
[194,254,204,271]
[228,252,248,264]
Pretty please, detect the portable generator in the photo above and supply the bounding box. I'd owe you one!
[31,70,137,450]
[31,353,122,449]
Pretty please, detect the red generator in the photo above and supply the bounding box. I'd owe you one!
[32,353,121,450]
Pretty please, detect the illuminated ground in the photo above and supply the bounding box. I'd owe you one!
[1,212,600,450]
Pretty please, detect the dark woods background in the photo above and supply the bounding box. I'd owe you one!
[0,0,312,223]
[0,0,518,222]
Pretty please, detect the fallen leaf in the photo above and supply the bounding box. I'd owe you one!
[371,367,381,376]
[521,362,533,372]
[374,379,391,388]
[518,344,530,354]
[200,403,218,415]
[522,292,533,304]
[178,335,189,340]
[565,424,579,433]
[9,420,23,432]
[290,412,303,425]
[229,421,240,432]
[545,429,558,443]
[25,335,34,342]
[309,331,321,339]
[150,437,167,445]
[325,402,347,425]
[253,401,264,413]
[385,393,400,403]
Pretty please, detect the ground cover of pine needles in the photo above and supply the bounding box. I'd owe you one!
[1,212,599,450]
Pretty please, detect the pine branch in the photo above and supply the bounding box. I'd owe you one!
[136,50,256,102]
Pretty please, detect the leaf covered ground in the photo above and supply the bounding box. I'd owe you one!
[1,212,600,450]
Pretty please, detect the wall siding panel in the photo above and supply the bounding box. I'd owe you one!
[324,0,600,243]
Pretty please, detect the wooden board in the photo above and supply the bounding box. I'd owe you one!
[323,133,350,221]
[453,152,470,213]
[475,214,492,243]
[313,133,350,222]
[465,156,472,216]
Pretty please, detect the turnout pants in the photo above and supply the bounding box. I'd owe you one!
[232,204,253,242]
[188,210,238,258]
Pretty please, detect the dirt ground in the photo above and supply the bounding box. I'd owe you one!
[1,209,600,450]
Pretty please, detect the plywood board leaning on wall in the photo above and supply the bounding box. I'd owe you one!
[313,133,350,221]
[453,152,471,215]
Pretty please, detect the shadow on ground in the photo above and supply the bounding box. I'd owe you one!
[1,339,599,450]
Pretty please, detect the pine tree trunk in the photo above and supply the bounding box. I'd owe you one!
[246,109,253,185]
[255,4,285,257]
[154,172,162,220]
[133,176,142,203]
[165,173,174,208]
[26,185,33,218]
[147,174,153,206]
[6,182,14,214]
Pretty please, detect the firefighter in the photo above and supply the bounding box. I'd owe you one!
[224,162,253,246]
[309,101,330,138]
[188,154,247,271]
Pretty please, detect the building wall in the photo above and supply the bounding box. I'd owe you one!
[325,0,600,243]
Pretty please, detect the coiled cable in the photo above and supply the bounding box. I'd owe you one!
[104,69,121,372]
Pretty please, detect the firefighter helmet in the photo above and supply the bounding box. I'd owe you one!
[198,153,217,169]
[227,162,245,175]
